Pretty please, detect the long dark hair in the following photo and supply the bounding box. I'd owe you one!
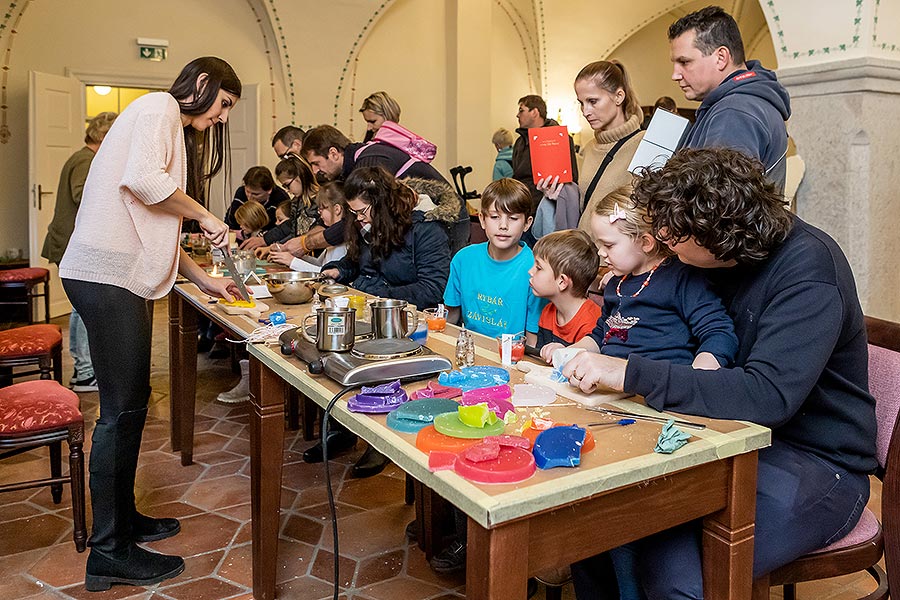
[274,155,318,208]
[343,167,416,262]
[168,56,242,204]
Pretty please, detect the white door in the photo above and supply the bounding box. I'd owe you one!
[208,83,258,219]
[28,71,84,318]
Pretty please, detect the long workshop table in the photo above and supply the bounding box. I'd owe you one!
[169,283,770,600]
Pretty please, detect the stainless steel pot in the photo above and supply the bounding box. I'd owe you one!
[263,271,323,304]
[369,299,417,339]
[301,307,356,352]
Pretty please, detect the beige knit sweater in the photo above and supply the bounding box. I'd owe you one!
[59,93,186,300]
[576,113,644,232]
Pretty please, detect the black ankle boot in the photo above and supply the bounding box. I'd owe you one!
[302,428,357,463]
[351,445,389,478]
[85,544,184,591]
[133,512,181,543]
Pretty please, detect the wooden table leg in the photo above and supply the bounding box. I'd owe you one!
[703,451,759,600]
[466,518,530,600]
[168,294,182,453]
[249,356,286,600]
[171,294,198,466]
[414,481,455,561]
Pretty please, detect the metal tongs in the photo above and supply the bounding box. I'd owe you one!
[583,405,707,430]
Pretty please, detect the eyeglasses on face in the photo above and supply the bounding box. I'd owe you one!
[347,203,372,218]
[280,177,296,190]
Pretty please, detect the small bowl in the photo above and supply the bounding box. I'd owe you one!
[263,271,322,304]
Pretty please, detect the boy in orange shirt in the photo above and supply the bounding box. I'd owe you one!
[528,229,603,359]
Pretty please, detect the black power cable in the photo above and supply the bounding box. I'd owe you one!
[321,384,358,600]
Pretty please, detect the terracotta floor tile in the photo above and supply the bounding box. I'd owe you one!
[217,545,254,589]
[137,458,206,488]
[29,484,74,510]
[60,582,151,600]
[274,575,336,600]
[192,450,245,467]
[336,474,406,510]
[183,475,250,511]
[282,514,325,546]
[165,550,226,587]
[141,501,206,520]
[318,504,414,560]
[302,501,365,522]
[310,548,357,588]
[281,460,346,493]
[29,541,89,587]
[404,546,465,589]
[358,575,446,600]
[0,574,48,599]
[146,513,241,558]
[189,432,233,456]
[159,576,245,600]
[214,502,251,522]
[0,547,49,577]
[355,549,405,588]
[232,522,252,545]
[0,513,71,555]
[0,500,43,521]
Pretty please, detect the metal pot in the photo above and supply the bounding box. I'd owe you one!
[263,271,322,304]
[369,299,417,339]
[301,307,356,352]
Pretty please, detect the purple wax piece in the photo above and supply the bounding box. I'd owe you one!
[348,386,409,413]
[361,380,402,395]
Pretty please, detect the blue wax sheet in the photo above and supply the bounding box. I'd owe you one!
[549,366,568,383]
[532,425,586,469]
[438,366,510,391]
[654,419,691,454]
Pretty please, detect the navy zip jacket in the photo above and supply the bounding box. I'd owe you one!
[324,211,450,309]
[625,217,877,474]
[681,60,791,192]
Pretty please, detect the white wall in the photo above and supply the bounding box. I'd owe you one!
[0,0,277,258]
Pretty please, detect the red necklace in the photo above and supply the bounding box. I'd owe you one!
[616,261,662,298]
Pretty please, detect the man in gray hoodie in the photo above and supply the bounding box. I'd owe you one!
[669,6,791,192]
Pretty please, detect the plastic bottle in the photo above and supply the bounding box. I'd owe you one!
[311,292,323,313]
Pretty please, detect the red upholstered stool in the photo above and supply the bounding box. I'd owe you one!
[0,379,86,551]
[0,324,63,386]
[0,267,50,324]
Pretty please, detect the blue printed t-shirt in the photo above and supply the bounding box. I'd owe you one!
[444,242,543,337]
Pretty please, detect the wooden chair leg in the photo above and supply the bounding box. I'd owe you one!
[52,344,63,383]
[43,279,50,324]
[49,440,63,503]
[68,424,87,552]
[38,355,52,380]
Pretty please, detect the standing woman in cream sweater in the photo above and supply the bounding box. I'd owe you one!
[59,57,241,591]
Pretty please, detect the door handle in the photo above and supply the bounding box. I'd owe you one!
[36,184,53,211]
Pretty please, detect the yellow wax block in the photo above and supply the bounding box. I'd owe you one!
[458,403,497,428]
[218,297,256,308]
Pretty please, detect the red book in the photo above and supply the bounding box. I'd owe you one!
[529,125,573,184]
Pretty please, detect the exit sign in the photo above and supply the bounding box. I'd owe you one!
[139,46,167,61]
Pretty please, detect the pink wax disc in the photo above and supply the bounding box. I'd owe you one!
[453,446,536,484]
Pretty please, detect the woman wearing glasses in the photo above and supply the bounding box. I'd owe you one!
[321,166,452,309]
[242,155,320,252]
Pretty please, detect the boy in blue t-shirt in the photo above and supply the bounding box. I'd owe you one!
[444,178,543,346]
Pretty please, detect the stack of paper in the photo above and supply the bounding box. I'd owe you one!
[628,109,690,173]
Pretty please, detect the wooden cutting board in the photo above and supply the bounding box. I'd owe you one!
[217,300,269,317]
[517,363,628,407]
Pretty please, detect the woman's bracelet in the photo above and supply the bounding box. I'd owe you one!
[299,235,309,255]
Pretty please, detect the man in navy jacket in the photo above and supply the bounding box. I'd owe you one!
[564,148,875,599]
[669,6,791,192]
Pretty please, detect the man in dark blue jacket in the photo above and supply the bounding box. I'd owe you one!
[669,6,791,192]
[564,148,875,599]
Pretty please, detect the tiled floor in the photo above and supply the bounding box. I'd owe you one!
[0,304,886,599]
